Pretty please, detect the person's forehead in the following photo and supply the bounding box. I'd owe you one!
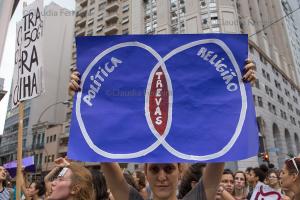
[222,174,234,180]
[0,166,5,171]
[269,172,277,176]
[63,168,72,177]
[235,173,244,178]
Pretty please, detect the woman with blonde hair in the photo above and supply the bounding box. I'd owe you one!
[47,162,94,200]
[233,171,247,200]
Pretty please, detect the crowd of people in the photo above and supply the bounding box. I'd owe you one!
[0,157,300,200]
[1,60,299,200]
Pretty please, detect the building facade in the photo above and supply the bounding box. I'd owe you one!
[0,77,6,101]
[68,0,300,169]
[281,0,300,84]
[0,2,74,166]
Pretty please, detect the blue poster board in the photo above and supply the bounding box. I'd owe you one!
[68,34,258,163]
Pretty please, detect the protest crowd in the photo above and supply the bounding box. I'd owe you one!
[1,157,300,200]
[1,61,300,200]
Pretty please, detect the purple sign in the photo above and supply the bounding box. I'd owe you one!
[4,156,35,177]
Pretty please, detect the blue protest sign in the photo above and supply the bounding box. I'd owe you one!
[68,34,258,162]
[4,156,35,177]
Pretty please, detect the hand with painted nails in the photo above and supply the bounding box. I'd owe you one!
[242,59,256,84]
[69,71,81,96]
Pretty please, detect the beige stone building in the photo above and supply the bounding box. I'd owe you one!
[60,0,300,170]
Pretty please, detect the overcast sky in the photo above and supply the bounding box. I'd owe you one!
[0,0,75,135]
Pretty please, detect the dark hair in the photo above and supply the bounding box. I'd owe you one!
[285,158,300,175]
[245,167,253,173]
[135,171,146,189]
[223,169,234,176]
[124,173,139,191]
[30,181,46,197]
[259,164,269,174]
[90,169,109,200]
[178,163,206,199]
[266,169,279,179]
[251,167,266,182]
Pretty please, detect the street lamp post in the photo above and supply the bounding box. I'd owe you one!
[32,100,70,180]
[37,101,70,123]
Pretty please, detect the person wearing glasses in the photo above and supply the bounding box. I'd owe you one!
[280,157,300,200]
[265,169,281,193]
[47,162,94,200]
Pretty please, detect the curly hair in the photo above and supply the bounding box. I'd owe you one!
[67,163,94,200]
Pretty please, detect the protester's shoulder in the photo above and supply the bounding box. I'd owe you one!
[182,179,207,200]
[128,185,144,200]
[0,187,11,200]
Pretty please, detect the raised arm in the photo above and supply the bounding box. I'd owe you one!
[203,163,225,200]
[203,59,255,200]
[68,74,131,200]
[44,157,70,198]
[101,163,130,200]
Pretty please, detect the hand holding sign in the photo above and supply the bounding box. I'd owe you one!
[68,34,258,162]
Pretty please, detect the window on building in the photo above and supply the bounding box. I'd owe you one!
[201,13,208,25]
[285,89,290,97]
[89,8,95,15]
[98,2,105,11]
[122,16,129,24]
[274,80,281,90]
[39,153,42,165]
[211,27,220,32]
[262,69,266,78]
[37,134,41,145]
[86,29,93,36]
[266,73,270,81]
[50,136,53,143]
[268,102,272,112]
[87,19,94,27]
[258,96,263,107]
[272,105,277,115]
[122,28,129,34]
[290,116,296,125]
[200,0,207,8]
[255,79,260,89]
[53,135,56,142]
[293,96,298,104]
[287,102,293,111]
[96,25,103,33]
[296,108,300,117]
[97,13,103,21]
[122,4,129,12]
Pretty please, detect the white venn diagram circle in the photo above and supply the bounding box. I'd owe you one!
[76,39,247,161]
